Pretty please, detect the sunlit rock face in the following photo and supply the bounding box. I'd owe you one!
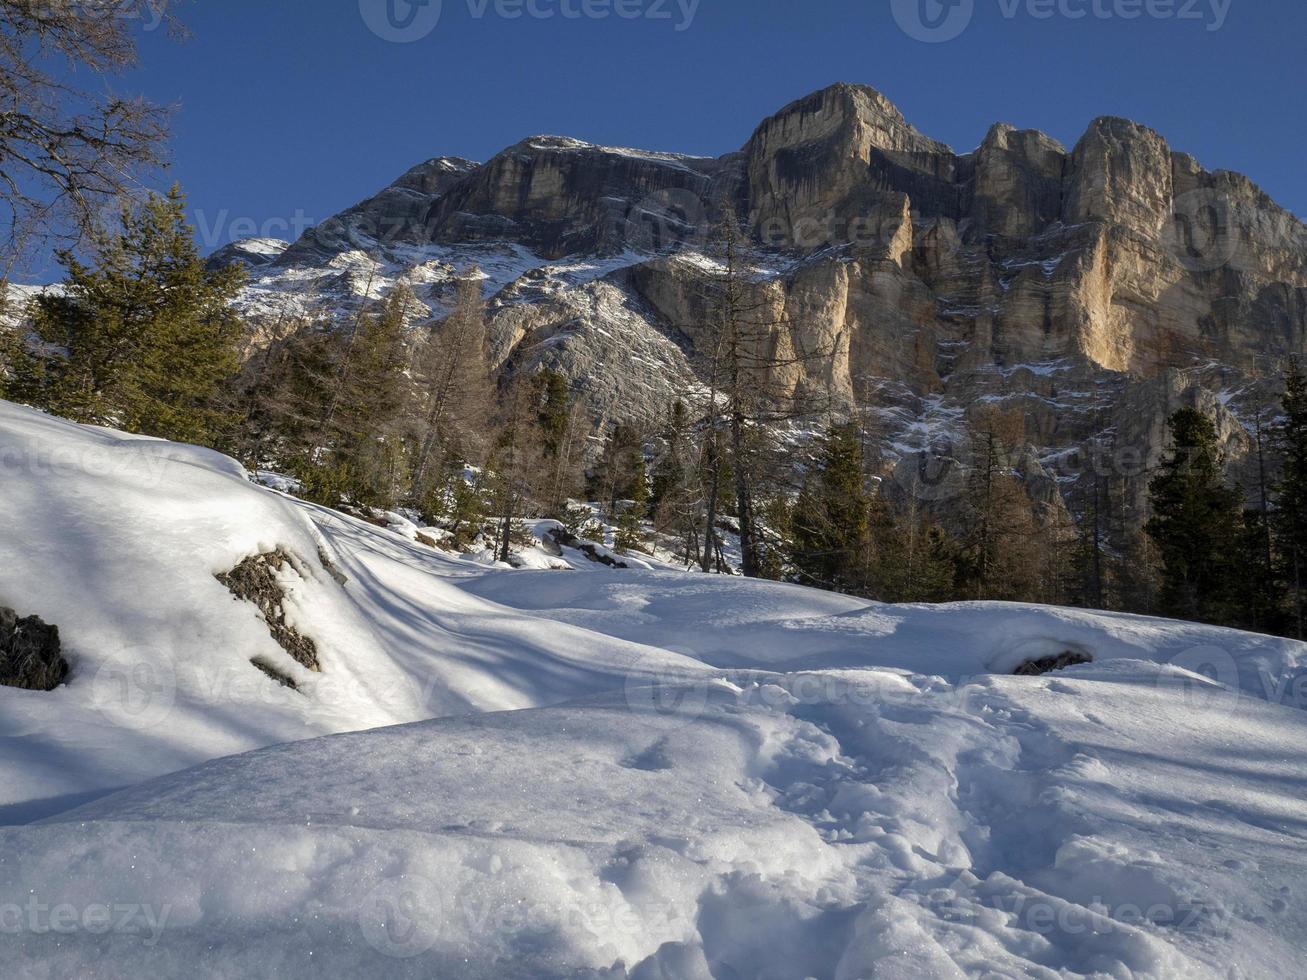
[224,82,1307,525]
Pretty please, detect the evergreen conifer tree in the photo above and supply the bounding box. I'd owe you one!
[616,455,649,553]
[1276,360,1307,637]
[21,187,243,443]
[409,268,493,500]
[309,285,413,510]
[1146,408,1243,625]
[791,422,871,594]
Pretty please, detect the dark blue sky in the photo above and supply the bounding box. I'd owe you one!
[28,0,1306,278]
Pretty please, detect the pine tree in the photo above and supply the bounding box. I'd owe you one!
[1116,508,1161,615]
[688,204,830,577]
[755,492,793,582]
[791,422,872,594]
[890,475,964,603]
[1071,430,1112,610]
[536,370,571,458]
[1235,409,1283,632]
[650,400,689,514]
[954,406,1043,601]
[592,421,644,515]
[1146,408,1243,625]
[534,371,585,517]
[649,400,710,568]
[446,473,487,550]
[222,313,338,470]
[616,455,649,553]
[1104,463,1160,614]
[21,187,243,443]
[305,286,413,510]
[1,296,46,405]
[489,374,545,564]
[1276,360,1307,638]
[905,520,963,603]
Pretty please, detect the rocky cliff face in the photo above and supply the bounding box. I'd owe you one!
[227,82,1307,525]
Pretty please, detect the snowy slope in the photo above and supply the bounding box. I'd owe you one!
[2,400,1307,977]
[0,401,703,822]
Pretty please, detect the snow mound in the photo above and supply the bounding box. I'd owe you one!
[3,399,1307,977]
[0,401,703,822]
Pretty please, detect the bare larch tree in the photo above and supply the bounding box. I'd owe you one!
[0,0,173,261]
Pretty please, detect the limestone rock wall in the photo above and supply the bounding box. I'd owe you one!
[235,82,1307,529]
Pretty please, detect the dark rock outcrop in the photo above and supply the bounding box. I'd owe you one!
[0,608,69,691]
[546,527,629,569]
[420,137,731,258]
[317,547,348,587]
[250,657,301,691]
[1014,652,1095,677]
[216,550,321,672]
[282,156,480,261]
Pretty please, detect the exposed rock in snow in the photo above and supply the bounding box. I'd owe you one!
[542,521,630,569]
[0,609,67,691]
[215,549,323,672]
[1013,650,1095,676]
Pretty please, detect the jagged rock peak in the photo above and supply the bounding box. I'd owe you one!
[1078,114,1168,145]
[745,81,952,157]
[389,156,480,194]
[978,121,1065,155]
[496,133,716,167]
[757,82,911,130]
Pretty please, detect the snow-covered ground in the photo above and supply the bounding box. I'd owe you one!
[2,399,1307,977]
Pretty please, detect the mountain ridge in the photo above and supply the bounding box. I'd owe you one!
[299,82,1301,244]
[218,81,1307,536]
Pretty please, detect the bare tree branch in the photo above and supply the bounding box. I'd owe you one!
[0,0,177,268]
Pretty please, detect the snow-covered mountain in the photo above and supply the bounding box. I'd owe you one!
[4,398,1307,976]
[217,82,1307,522]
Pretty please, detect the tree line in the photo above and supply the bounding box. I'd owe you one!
[1144,385,1307,639]
[5,187,1307,639]
[0,188,588,561]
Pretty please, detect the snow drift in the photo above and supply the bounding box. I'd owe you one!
[2,399,1307,977]
[0,400,704,823]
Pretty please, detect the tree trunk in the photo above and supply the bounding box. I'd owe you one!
[700,439,721,574]
[732,408,759,578]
